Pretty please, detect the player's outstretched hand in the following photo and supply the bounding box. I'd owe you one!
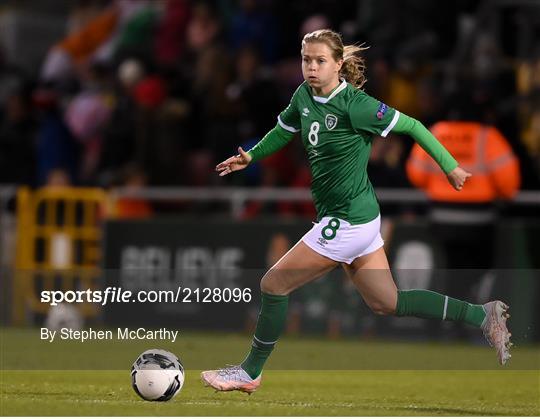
[447,166,472,191]
[216,147,252,176]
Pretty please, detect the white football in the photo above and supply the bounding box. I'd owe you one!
[44,303,84,331]
[131,349,184,401]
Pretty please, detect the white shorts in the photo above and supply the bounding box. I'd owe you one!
[301,215,384,264]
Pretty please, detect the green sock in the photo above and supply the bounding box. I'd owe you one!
[396,289,486,327]
[241,292,289,379]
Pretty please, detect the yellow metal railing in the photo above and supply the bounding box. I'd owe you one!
[13,187,108,325]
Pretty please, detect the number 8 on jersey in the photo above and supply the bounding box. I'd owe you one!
[308,121,320,145]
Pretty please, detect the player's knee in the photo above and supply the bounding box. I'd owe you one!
[260,268,289,295]
[367,300,396,316]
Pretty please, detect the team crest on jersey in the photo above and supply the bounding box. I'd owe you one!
[325,114,338,130]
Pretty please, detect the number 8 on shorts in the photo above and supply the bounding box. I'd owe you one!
[321,218,340,240]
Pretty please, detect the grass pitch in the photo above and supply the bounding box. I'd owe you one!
[1,329,539,416]
[2,370,539,416]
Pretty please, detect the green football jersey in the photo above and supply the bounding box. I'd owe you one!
[278,80,400,225]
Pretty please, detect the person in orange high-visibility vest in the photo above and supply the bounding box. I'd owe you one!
[406,121,520,338]
[407,121,520,205]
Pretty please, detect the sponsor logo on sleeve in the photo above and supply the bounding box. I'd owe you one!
[376,102,388,120]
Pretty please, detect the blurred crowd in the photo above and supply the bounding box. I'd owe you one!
[1,0,539,199]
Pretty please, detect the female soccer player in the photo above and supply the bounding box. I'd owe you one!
[201,29,511,394]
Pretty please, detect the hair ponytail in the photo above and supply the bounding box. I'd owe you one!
[341,45,368,89]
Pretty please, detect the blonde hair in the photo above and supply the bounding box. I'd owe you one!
[301,29,368,89]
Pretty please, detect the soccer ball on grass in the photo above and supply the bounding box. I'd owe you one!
[131,349,184,401]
